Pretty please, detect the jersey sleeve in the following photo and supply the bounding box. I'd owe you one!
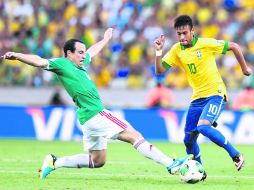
[161,44,179,69]
[45,57,64,74]
[83,52,92,67]
[205,38,228,55]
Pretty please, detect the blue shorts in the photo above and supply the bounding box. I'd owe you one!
[185,95,226,133]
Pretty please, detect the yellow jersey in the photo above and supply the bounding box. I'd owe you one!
[162,36,228,101]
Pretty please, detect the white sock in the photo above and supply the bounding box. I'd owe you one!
[54,154,94,168]
[133,138,173,167]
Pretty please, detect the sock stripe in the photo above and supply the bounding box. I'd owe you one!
[89,155,94,168]
[133,138,146,149]
[195,153,201,158]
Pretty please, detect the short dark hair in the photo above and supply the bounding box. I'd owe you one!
[63,39,84,57]
[174,15,193,29]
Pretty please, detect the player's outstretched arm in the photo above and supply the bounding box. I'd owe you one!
[1,52,48,68]
[87,28,113,58]
[154,34,167,75]
[228,42,252,76]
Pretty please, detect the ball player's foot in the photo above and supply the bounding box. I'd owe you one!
[39,154,57,179]
[167,154,194,174]
[233,153,245,171]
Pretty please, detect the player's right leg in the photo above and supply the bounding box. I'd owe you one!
[117,125,193,174]
[184,132,201,163]
[184,102,203,163]
[184,101,208,180]
[183,132,207,180]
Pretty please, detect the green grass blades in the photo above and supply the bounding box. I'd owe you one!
[0,139,253,190]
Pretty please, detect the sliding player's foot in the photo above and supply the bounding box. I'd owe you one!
[39,154,57,179]
[167,154,194,174]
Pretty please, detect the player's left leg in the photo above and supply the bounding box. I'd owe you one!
[39,110,116,179]
[197,95,244,170]
[39,154,57,179]
[39,144,107,179]
[53,150,106,169]
[39,150,106,179]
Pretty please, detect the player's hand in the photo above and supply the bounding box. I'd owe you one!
[243,67,252,76]
[154,34,165,50]
[104,28,114,41]
[1,52,18,60]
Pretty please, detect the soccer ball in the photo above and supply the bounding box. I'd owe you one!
[179,160,205,184]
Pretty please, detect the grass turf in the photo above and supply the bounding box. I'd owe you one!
[0,139,253,190]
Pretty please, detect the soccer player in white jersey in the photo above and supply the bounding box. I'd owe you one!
[1,28,192,179]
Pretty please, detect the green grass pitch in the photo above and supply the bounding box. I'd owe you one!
[0,139,253,190]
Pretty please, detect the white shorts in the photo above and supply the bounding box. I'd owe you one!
[81,109,131,151]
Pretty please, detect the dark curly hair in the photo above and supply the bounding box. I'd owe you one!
[174,15,193,29]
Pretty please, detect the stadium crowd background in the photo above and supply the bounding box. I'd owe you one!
[0,0,254,90]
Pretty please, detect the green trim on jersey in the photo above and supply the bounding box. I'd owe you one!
[162,60,171,70]
[46,53,104,124]
[180,35,198,50]
[222,40,228,54]
[83,52,91,67]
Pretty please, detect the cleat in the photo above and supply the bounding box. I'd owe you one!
[201,171,207,181]
[39,154,57,179]
[233,153,245,171]
[167,154,193,174]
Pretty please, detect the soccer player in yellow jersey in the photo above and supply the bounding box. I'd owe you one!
[154,15,252,180]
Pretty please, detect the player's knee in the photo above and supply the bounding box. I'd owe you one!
[197,120,211,133]
[93,160,106,168]
[90,152,106,168]
[197,119,211,126]
[118,128,143,144]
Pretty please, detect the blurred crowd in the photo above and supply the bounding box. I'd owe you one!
[0,0,254,90]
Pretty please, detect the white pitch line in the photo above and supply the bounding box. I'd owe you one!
[1,159,254,180]
[0,170,253,179]
[0,159,37,163]
[0,159,147,165]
